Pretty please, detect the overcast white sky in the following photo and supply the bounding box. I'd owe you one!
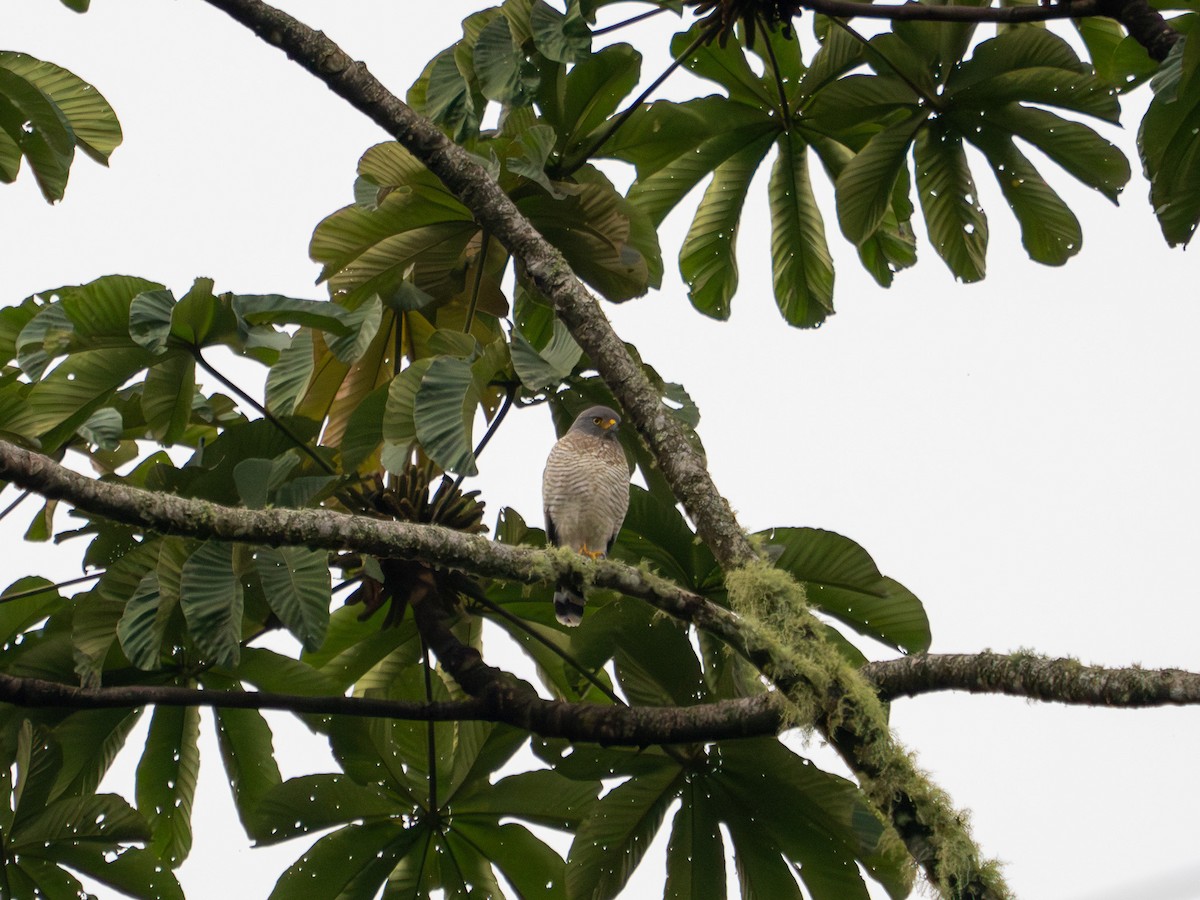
[4,2,1200,899]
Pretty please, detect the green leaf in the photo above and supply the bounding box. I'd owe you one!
[531,0,592,63]
[551,43,641,157]
[0,51,120,165]
[233,294,352,335]
[520,166,660,302]
[511,317,582,391]
[914,121,988,282]
[671,23,773,107]
[142,351,196,443]
[768,132,834,327]
[414,355,479,476]
[455,769,600,829]
[0,577,66,649]
[0,64,74,202]
[50,708,142,800]
[253,546,330,652]
[268,822,420,900]
[979,104,1128,202]
[665,779,726,900]
[417,47,482,142]
[475,15,538,104]
[6,347,154,449]
[210,703,284,834]
[128,289,176,353]
[71,596,123,688]
[136,704,200,867]
[1140,35,1200,246]
[252,774,400,845]
[759,527,930,653]
[971,125,1082,266]
[723,800,804,900]
[42,845,183,900]
[611,485,715,592]
[9,793,149,848]
[179,541,244,668]
[835,112,927,245]
[679,133,774,320]
[714,739,910,899]
[566,763,681,900]
[452,821,568,900]
[264,328,314,415]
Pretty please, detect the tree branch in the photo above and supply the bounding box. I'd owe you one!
[200,0,758,571]
[0,670,784,745]
[865,652,1200,706]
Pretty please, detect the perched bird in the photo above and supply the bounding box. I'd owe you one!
[542,405,631,626]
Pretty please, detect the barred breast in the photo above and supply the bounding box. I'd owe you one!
[542,430,630,555]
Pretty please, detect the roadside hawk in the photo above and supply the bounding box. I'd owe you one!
[542,405,631,626]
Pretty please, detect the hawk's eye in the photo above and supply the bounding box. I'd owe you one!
[592,416,604,426]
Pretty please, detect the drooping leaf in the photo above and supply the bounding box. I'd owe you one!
[914,121,988,282]
[414,355,479,476]
[1140,35,1200,247]
[565,762,681,899]
[178,541,244,668]
[252,774,400,845]
[769,132,834,327]
[664,778,727,900]
[759,527,930,653]
[253,546,331,652]
[135,704,201,867]
[679,133,774,320]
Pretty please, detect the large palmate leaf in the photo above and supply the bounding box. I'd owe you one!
[759,526,930,653]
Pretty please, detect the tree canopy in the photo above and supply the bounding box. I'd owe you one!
[1,1,1199,899]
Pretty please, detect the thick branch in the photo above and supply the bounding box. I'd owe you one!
[201,0,756,571]
[865,652,1200,706]
[1094,0,1179,61]
[0,671,783,745]
[0,439,714,617]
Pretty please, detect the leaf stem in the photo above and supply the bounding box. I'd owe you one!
[421,636,440,817]
[756,13,793,129]
[0,489,31,524]
[448,381,517,495]
[0,572,101,605]
[462,231,490,335]
[472,592,623,704]
[192,349,336,476]
[561,20,720,173]
[832,19,941,111]
[592,5,672,37]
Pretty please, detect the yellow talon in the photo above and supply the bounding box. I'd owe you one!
[577,544,605,560]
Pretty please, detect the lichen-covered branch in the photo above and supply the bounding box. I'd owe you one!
[865,651,1200,706]
[0,438,713,615]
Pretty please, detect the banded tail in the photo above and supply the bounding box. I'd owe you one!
[554,583,585,626]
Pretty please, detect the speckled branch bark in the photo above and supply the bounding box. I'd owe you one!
[201,0,755,571]
[0,438,717,617]
[865,652,1200,705]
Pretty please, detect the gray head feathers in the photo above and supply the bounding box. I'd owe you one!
[569,405,621,438]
